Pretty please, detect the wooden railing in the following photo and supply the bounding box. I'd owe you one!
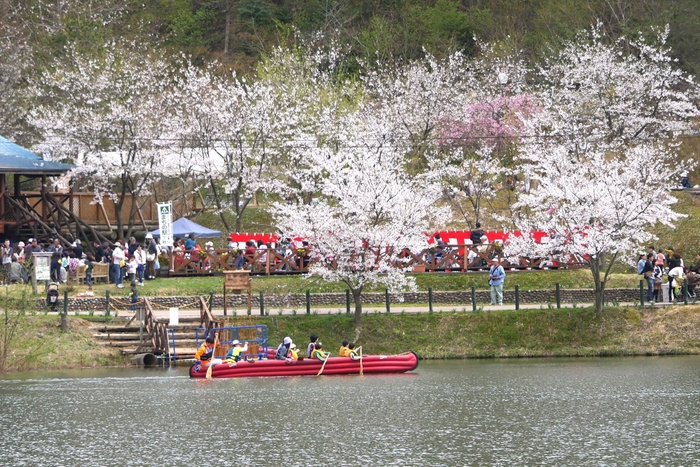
[199,296,225,332]
[165,244,585,277]
[125,298,169,355]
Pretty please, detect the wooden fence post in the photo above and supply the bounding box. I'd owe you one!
[105,290,110,316]
[61,291,68,332]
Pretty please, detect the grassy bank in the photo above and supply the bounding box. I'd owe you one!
[0,315,128,372]
[3,305,700,372]
[261,305,700,358]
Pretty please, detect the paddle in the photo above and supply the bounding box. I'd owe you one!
[205,333,219,380]
[316,351,331,376]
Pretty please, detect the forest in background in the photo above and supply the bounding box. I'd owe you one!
[2,0,699,141]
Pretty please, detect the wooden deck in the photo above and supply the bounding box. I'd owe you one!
[164,244,584,276]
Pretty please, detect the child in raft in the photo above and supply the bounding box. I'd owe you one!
[225,339,248,365]
[338,340,350,357]
[306,334,319,358]
[348,342,362,360]
[194,336,222,371]
[287,343,299,361]
[312,342,330,361]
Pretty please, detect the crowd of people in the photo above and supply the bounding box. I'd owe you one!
[194,332,362,370]
[0,234,167,290]
[638,245,700,303]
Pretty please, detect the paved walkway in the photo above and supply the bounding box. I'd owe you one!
[143,301,669,321]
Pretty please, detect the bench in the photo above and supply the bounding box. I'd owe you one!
[70,262,110,284]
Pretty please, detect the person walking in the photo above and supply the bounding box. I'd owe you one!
[488,258,506,306]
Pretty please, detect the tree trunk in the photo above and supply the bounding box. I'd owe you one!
[352,287,363,342]
[224,1,231,55]
[590,257,604,314]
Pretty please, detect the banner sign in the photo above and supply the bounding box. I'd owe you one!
[157,201,174,247]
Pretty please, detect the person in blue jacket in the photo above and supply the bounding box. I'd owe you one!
[488,258,506,306]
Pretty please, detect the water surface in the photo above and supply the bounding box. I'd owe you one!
[1,357,700,466]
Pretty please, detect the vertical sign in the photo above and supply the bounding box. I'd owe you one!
[157,201,174,247]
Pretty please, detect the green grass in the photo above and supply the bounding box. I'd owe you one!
[4,303,700,372]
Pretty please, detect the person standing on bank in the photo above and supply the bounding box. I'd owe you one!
[488,258,506,306]
[642,254,655,303]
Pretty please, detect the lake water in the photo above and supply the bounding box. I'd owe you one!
[1,357,700,466]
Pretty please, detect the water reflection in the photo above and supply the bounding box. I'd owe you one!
[1,357,700,466]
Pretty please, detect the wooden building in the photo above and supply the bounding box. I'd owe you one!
[1,136,204,246]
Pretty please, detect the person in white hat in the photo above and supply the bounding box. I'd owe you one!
[16,242,26,262]
[111,241,125,288]
[224,339,249,364]
[274,336,294,360]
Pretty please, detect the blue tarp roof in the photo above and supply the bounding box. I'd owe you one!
[148,217,222,238]
[0,136,74,174]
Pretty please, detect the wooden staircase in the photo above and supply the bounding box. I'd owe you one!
[90,317,204,360]
[91,296,225,361]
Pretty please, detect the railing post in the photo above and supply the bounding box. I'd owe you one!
[105,290,110,316]
[306,290,311,315]
[639,279,645,306]
[556,283,561,309]
[385,289,390,313]
[345,289,350,315]
[515,284,520,310]
[259,291,264,316]
[428,287,433,313]
[471,285,476,311]
[61,290,68,332]
[683,278,689,305]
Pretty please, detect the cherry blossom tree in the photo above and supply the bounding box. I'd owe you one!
[361,51,472,170]
[29,42,178,240]
[273,109,446,340]
[505,25,700,314]
[169,63,283,233]
[505,145,685,314]
[0,20,31,136]
[433,44,535,227]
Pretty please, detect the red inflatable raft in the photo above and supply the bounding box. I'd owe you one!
[189,352,418,378]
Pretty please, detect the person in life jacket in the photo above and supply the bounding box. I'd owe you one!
[275,336,293,360]
[348,342,362,360]
[194,336,221,370]
[312,342,330,361]
[338,340,350,357]
[287,343,299,361]
[225,340,248,365]
[307,334,319,359]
